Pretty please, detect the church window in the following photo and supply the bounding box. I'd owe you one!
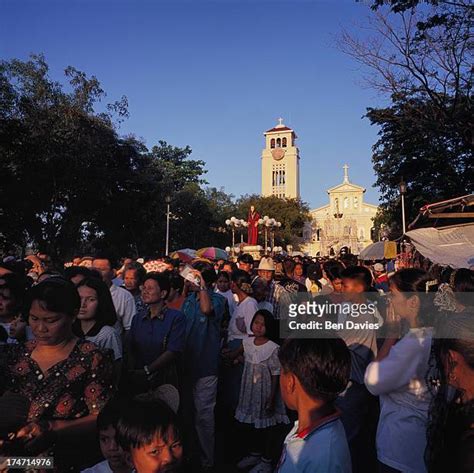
[359,228,365,240]
[334,198,339,210]
[354,196,359,208]
[276,138,281,148]
[344,197,349,208]
[282,137,287,147]
[270,138,275,149]
[316,228,321,241]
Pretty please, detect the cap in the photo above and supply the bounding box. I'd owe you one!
[258,257,275,271]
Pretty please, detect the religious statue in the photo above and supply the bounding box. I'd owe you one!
[247,205,260,246]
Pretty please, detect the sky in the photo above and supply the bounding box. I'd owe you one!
[1,0,387,209]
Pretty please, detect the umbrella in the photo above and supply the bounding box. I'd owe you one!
[196,247,229,261]
[359,241,397,261]
[170,249,196,263]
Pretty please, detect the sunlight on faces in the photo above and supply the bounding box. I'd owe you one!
[388,283,420,319]
[258,269,273,283]
[216,275,230,293]
[140,279,167,305]
[251,314,266,338]
[99,425,128,470]
[124,269,140,291]
[294,264,304,277]
[78,285,99,321]
[29,299,74,346]
[130,428,183,473]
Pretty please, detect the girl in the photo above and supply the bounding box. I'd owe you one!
[235,309,289,473]
[364,268,437,473]
[215,270,236,316]
[74,277,122,363]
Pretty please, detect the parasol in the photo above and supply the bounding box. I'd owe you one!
[196,247,229,261]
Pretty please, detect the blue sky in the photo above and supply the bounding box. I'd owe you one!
[1,0,386,208]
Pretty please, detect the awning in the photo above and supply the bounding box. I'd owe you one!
[405,223,474,269]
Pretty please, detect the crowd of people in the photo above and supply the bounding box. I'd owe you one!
[0,250,473,473]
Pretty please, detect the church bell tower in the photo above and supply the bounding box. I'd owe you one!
[261,118,300,199]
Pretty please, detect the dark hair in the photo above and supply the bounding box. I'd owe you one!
[93,253,117,270]
[192,262,217,287]
[143,271,171,295]
[306,263,322,283]
[452,269,474,306]
[238,253,254,265]
[278,337,350,403]
[223,261,238,272]
[76,277,117,327]
[251,309,279,342]
[124,262,147,286]
[426,311,474,471]
[283,259,296,276]
[26,278,80,318]
[231,269,251,286]
[97,398,125,431]
[216,271,231,282]
[323,261,344,281]
[168,271,184,293]
[64,266,94,281]
[0,273,27,313]
[389,268,438,326]
[341,266,372,291]
[116,398,180,451]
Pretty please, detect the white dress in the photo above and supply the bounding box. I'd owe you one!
[235,338,289,428]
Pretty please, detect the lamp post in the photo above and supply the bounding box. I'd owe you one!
[225,217,248,256]
[399,179,407,235]
[165,195,172,256]
[258,216,281,255]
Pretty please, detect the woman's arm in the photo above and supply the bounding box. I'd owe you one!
[147,350,177,374]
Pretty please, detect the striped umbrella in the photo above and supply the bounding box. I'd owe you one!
[170,249,196,262]
[196,247,229,261]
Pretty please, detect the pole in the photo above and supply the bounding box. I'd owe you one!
[401,193,406,234]
[232,228,235,257]
[264,228,268,253]
[165,203,170,256]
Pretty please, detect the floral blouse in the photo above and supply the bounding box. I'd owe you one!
[1,339,114,422]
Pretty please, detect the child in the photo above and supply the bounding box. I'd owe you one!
[116,398,183,473]
[276,338,352,473]
[82,399,131,473]
[235,309,289,473]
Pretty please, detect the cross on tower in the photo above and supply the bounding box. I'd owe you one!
[277,117,284,126]
[343,164,349,183]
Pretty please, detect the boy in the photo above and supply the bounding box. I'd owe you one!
[82,399,131,473]
[277,338,352,473]
[116,398,183,473]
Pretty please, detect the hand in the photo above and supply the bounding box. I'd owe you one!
[15,421,57,455]
[191,269,205,289]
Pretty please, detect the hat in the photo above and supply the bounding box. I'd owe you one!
[373,263,385,272]
[258,257,275,271]
[135,384,180,414]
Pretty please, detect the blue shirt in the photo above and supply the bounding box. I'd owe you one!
[182,290,226,380]
[129,306,185,369]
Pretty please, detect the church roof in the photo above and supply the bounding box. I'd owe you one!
[326,164,365,192]
[265,126,294,134]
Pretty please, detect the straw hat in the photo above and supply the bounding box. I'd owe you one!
[258,257,275,271]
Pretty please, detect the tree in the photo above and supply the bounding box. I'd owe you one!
[338,2,472,229]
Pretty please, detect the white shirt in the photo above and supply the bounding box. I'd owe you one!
[215,288,236,316]
[86,325,123,360]
[81,459,113,473]
[364,327,433,473]
[109,284,136,332]
[228,296,259,342]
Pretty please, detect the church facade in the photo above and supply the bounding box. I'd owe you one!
[301,165,378,256]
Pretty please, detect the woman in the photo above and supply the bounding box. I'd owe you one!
[127,272,185,393]
[426,312,474,473]
[215,270,236,316]
[293,262,306,285]
[0,278,114,470]
[123,262,147,314]
[364,268,437,473]
[74,277,122,363]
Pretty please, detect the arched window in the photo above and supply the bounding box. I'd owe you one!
[344,197,349,208]
[282,137,287,147]
[276,138,281,148]
[334,198,339,210]
[354,196,359,208]
[359,228,365,240]
[270,138,275,149]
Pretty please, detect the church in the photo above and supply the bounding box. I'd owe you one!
[260,119,378,256]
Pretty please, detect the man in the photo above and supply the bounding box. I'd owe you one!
[373,263,389,293]
[237,253,257,282]
[181,262,226,470]
[257,257,291,320]
[92,255,136,333]
[278,259,307,295]
[251,276,273,315]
